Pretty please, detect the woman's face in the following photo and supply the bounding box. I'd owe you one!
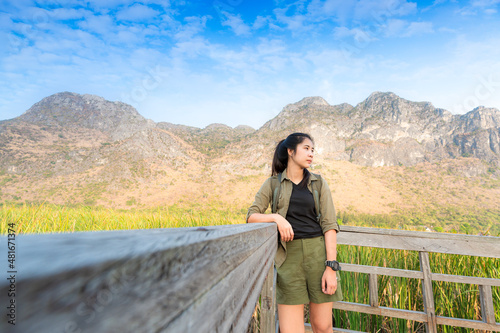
[288,138,314,169]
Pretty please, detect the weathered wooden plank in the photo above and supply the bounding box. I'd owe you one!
[341,263,423,280]
[338,226,500,258]
[341,263,500,286]
[0,223,277,333]
[13,223,274,279]
[420,251,437,333]
[331,302,500,331]
[369,274,378,308]
[340,226,498,242]
[436,316,500,331]
[165,229,277,332]
[432,273,500,287]
[479,285,496,324]
[305,323,367,332]
[331,302,428,322]
[260,264,276,333]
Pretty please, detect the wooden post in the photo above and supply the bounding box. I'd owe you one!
[419,251,438,333]
[260,264,277,333]
[369,273,379,307]
[479,284,496,324]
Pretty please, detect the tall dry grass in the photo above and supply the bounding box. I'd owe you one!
[0,202,244,234]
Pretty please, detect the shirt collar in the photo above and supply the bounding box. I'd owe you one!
[281,168,317,183]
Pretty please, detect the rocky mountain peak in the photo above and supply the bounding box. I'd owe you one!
[18,92,150,140]
[204,123,233,131]
[461,106,500,131]
[355,91,440,124]
[284,96,329,112]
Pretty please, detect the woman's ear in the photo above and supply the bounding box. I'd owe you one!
[287,148,294,157]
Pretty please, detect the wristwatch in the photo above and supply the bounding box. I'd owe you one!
[325,260,341,271]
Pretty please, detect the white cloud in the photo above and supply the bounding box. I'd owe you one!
[78,14,115,35]
[252,15,269,29]
[273,6,309,33]
[116,4,160,21]
[221,12,251,36]
[457,0,500,14]
[306,0,417,23]
[404,21,433,36]
[334,26,378,42]
[354,0,417,20]
[50,8,91,20]
[173,15,208,41]
[470,0,500,7]
[383,19,407,36]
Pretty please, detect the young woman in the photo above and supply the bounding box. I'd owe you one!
[247,132,342,333]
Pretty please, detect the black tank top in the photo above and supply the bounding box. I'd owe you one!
[285,175,323,239]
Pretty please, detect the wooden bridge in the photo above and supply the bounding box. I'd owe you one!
[1,223,499,332]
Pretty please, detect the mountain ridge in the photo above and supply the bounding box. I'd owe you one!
[0,91,499,214]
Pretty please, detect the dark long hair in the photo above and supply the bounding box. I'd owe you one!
[272,132,314,179]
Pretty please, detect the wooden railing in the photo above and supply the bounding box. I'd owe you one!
[0,224,277,333]
[2,224,498,333]
[299,226,500,333]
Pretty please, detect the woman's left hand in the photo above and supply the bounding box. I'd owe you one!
[321,268,337,295]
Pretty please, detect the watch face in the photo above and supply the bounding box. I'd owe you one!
[326,260,340,270]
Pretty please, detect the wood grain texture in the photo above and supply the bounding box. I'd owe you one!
[479,285,496,324]
[341,263,423,280]
[305,323,367,332]
[0,223,277,333]
[368,274,378,308]
[436,316,500,331]
[331,302,428,322]
[260,265,276,333]
[338,226,500,258]
[419,251,438,333]
[432,273,500,287]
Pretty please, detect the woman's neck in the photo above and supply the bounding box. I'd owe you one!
[286,163,304,185]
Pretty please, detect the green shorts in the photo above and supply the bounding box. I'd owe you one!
[276,235,343,305]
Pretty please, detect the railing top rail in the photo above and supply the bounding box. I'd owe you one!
[7,223,275,281]
[2,223,278,333]
[338,226,500,258]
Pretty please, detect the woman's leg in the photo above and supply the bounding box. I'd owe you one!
[277,303,305,333]
[309,302,333,333]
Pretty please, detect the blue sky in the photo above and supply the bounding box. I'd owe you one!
[1,0,499,129]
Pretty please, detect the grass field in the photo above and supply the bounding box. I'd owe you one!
[2,202,499,332]
[0,202,245,234]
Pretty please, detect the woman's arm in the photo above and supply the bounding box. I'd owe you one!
[246,177,294,241]
[322,229,338,295]
[247,213,294,242]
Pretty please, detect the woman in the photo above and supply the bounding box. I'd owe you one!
[247,132,342,333]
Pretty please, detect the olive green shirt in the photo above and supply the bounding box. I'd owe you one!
[246,168,340,268]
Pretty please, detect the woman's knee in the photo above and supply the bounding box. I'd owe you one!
[310,319,331,333]
[309,302,333,333]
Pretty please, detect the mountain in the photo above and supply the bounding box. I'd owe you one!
[0,91,499,215]
[222,92,500,170]
[17,92,152,140]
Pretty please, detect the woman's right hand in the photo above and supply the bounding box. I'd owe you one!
[274,214,294,242]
